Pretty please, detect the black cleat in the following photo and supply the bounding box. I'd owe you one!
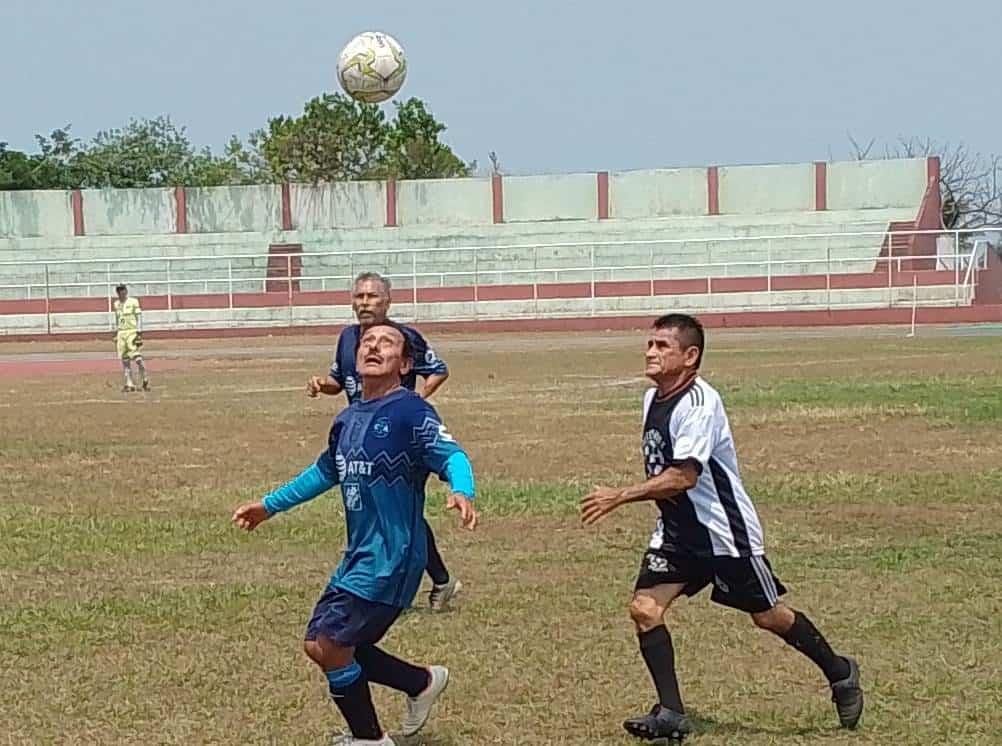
[624,704,692,742]
[831,656,864,729]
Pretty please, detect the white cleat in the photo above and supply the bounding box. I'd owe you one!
[402,665,450,737]
[330,733,395,745]
[428,578,462,611]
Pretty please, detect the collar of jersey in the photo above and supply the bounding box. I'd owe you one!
[352,387,409,408]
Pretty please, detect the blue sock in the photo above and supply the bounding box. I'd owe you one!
[325,662,382,739]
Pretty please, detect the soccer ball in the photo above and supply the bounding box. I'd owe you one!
[337,32,407,104]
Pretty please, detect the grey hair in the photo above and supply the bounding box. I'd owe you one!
[354,271,392,294]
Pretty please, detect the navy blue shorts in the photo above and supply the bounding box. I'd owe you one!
[304,586,402,647]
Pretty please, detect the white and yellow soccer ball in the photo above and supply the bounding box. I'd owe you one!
[337,31,407,104]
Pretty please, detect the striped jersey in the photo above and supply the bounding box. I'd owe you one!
[641,376,765,558]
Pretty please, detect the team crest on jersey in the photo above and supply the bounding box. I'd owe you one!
[372,417,391,439]
[643,428,667,476]
[343,483,362,512]
[425,348,438,364]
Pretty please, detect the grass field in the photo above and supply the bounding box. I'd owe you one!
[2,327,1001,745]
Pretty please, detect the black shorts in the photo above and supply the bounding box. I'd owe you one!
[634,548,787,614]
[304,586,403,647]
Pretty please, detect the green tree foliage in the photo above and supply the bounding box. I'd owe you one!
[375,98,472,180]
[254,94,387,183]
[1,94,470,190]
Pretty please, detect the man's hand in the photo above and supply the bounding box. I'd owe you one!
[446,493,478,530]
[133,333,143,348]
[580,486,626,526]
[306,375,324,398]
[232,501,271,532]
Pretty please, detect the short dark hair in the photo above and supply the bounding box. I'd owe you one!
[653,313,705,368]
[115,284,127,293]
[354,272,391,294]
[363,320,412,362]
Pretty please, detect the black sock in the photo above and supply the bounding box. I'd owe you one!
[639,626,685,714]
[326,666,382,739]
[780,611,851,684]
[424,519,450,586]
[356,644,431,697]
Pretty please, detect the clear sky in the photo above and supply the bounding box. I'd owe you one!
[3,0,999,173]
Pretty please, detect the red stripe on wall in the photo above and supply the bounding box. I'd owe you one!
[597,171,610,220]
[491,174,504,224]
[291,291,352,307]
[385,179,397,227]
[712,277,769,293]
[595,281,650,297]
[49,298,106,313]
[418,286,477,303]
[175,186,188,233]
[537,282,591,299]
[707,166,720,216]
[815,162,827,211]
[281,184,293,231]
[654,279,710,295]
[71,190,85,236]
[477,285,536,301]
[927,156,941,186]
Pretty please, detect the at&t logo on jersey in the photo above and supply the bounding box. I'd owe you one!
[345,460,374,477]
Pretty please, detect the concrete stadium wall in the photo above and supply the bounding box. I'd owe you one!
[719,163,815,214]
[0,158,933,239]
[0,190,73,238]
[186,185,283,233]
[291,181,385,230]
[82,188,177,236]
[0,207,920,304]
[827,159,928,211]
[609,168,707,218]
[396,177,493,226]
[502,174,596,222]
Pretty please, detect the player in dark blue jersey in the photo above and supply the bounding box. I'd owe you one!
[307,272,459,611]
[235,321,478,746]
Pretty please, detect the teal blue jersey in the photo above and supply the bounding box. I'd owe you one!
[317,388,470,607]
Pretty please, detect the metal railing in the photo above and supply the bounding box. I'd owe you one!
[0,227,995,333]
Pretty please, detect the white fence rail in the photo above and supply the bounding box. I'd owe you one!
[0,227,996,334]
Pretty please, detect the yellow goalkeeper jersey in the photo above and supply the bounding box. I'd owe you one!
[114,297,142,333]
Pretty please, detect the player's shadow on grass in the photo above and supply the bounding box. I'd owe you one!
[688,710,834,739]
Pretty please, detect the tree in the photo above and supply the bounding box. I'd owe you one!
[0,144,37,189]
[847,134,1002,230]
[252,93,471,183]
[254,94,387,183]
[2,94,473,191]
[375,98,472,180]
[71,116,209,188]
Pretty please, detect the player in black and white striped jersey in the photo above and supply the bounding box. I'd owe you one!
[581,314,863,742]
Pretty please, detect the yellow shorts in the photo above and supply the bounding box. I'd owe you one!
[116,332,142,360]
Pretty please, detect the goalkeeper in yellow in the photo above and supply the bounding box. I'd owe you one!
[113,284,150,392]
